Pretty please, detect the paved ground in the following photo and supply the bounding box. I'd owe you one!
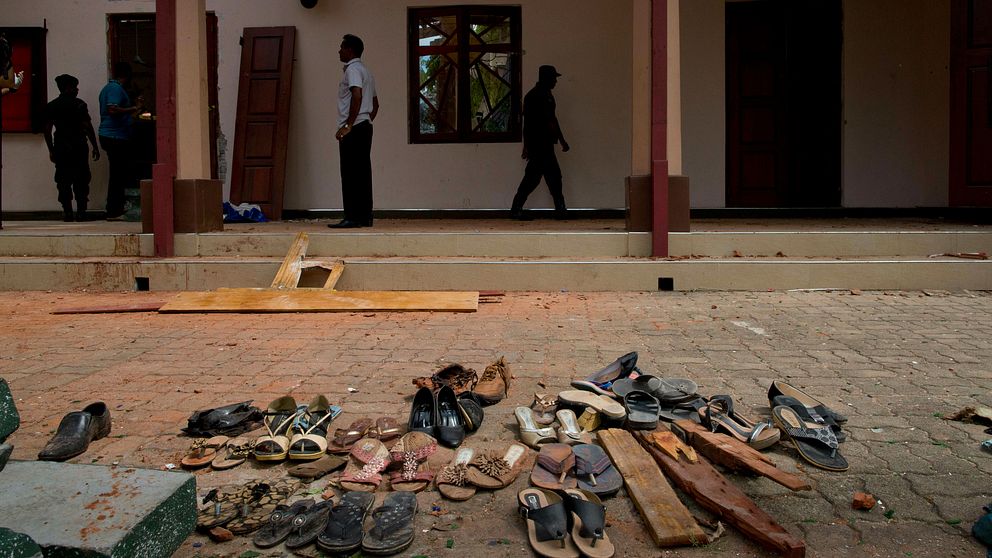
[1,289,990,557]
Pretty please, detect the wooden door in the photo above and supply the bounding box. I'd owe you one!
[726,0,841,207]
[229,27,296,219]
[207,13,219,180]
[950,0,992,206]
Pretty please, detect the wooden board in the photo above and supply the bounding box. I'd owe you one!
[158,288,478,313]
[674,420,810,492]
[270,232,309,289]
[633,429,806,558]
[52,302,165,314]
[597,429,705,547]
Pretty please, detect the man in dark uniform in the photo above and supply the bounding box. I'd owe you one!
[510,65,570,220]
[44,74,100,221]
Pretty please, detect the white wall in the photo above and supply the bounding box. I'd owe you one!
[1,0,632,212]
[679,0,950,208]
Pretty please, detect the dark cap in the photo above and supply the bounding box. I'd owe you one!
[538,65,561,80]
[55,74,79,91]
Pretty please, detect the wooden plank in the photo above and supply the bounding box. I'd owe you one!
[269,232,308,289]
[650,431,698,463]
[633,429,806,558]
[322,261,345,289]
[674,420,810,492]
[158,289,478,313]
[52,302,165,315]
[597,429,705,547]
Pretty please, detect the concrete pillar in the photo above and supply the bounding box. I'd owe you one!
[632,0,652,176]
[667,0,682,175]
[174,0,210,179]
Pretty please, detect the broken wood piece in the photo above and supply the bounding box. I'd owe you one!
[632,429,806,558]
[299,259,346,289]
[597,428,705,547]
[270,232,309,289]
[674,420,810,492]
[158,288,478,313]
[651,431,698,463]
[52,302,166,314]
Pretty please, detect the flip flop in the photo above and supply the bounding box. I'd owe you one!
[211,435,255,470]
[572,444,622,497]
[768,380,848,423]
[437,447,477,501]
[181,435,229,469]
[361,492,419,556]
[772,405,849,471]
[317,491,375,554]
[570,352,640,397]
[327,417,374,453]
[253,498,315,548]
[287,454,347,480]
[658,398,706,423]
[653,378,700,404]
[563,488,615,558]
[285,499,333,549]
[388,431,438,492]
[557,391,626,419]
[338,437,391,492]
[701,395,781,450]
[531,443,578,491]
[518,488,580,558]
[225,479,303,535]
[772,394,846,442]
[610,376,662,399]
[623,391,660,430]
[516,406,557,449]
[556,409,593,445]
[466,442,528,489]
[196,485,243,530]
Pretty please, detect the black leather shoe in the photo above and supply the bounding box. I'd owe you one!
[457,393,484,433]
[38,402,112,461]
[408,387,436,436]
[509,209,534,221]
[435,386,465,448]
[327,220,363,229]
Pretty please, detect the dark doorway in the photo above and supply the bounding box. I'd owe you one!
[950,0,992,207]
[726,0,842,207]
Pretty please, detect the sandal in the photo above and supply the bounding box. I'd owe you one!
[516,406,557,449]
[576,408,601,432]
[369,416,405,441]
[288,395,338,460]
[768,380,848,424]
[556,409,593,445]
[563,489,614,558]
[532,393,560,425]
[327,417,374,453]
[317,491,375,554]
[253,498,315,548]
[361,492,418,555]
[623,391,660,430]
[388,431,438,492]
[196,485,243,530]
[658,398,706,424]
[338,437,391,492]
[557,391,626,420]
[701,395,781,450]
[225,478,303,535]
[466,442,528,489]
[211,436,255,470]
[287,454,347,480]
[254,396,300,461]
[181,435,229,469]
[571,352,640,396]
[285,499,332,549]
[772,394,846,442]
[772,405,849,471]
[458,396,485,433]
[518,487,580,558]
[572,444,622,497]
[531,443,577,491]
[437,447,477,501]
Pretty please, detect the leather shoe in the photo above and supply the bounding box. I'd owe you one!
[408,387,436,437]
[327,220,363,229]
[38,402,112,461]
[435,386,466,448]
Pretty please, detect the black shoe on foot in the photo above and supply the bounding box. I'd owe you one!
[63,211,75,222]
[327,219,363,229]
[510,209,534,221]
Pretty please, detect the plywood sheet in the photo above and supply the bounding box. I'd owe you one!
[269,232,308,289]
[159,288,478,313]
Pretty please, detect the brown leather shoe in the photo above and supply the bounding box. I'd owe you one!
[473,356,511,405]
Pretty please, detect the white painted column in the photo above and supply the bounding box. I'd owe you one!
[632,0,652,176]
[667,0,682,175]
[174,0,210,179]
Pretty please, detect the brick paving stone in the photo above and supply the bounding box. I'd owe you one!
[1,290,990,557]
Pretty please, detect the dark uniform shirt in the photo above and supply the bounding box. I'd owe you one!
[46,95,92,149]
[522,84,559,147]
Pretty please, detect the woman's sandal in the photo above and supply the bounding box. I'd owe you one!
[563,488,615,558]
[771,394,846,442]
[225,478,303,535]
[327,417,374,453]
[253,498,315,548]
[556,409,593,445]
[338,437,391,492]
[211,436,255,470]
[772,405,849,471]
[388,431,438,492]
[623,391,660,430]
[437,447,477,501]
[557,390,626,419]
[532,393,560,425]
[361,492,419,555]
[515,406,557,449]
[181,435,229,469]
[572,444,622,497]
[531,443,578,491]
[369,416,405,442]
[288,395,338,461]
[317,491,375,554]
[518,487,580,558]
[254,396,300,462]
[466,442,528,489]
[701,395,781,450]
[768,380,848,424]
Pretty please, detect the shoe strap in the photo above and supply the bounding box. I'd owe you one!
[565,493,607,540]
[519,500,569,544]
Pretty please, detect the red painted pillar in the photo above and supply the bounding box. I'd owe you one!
[651,0,669,258]
[154,0,177,257]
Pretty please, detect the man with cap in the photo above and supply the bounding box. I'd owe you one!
[510,64,570,220]
[44,74,100,222]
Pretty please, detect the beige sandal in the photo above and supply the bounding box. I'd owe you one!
[288,395,335,461]
[466,442,528,489]
[254,396,300,462]
[557,391,626,419]
[555,410,593,445]
[515,406,556,449]
[211,436,255,470]
[181,435,229,469]
[436,447,476,501]
[388,431,437,492]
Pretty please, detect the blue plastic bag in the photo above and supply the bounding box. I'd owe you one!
[223,202,269,223]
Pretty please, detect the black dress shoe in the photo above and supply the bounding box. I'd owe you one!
[327,220,363,229]
[38,402,112,461]
[435,386,465,448]
[408,387,436,436]
[509,209,534,221]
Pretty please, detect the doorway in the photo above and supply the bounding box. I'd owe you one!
[725,0,842,207]
[950,0,992,206]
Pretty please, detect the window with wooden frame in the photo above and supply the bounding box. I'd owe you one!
[408,6,521,143]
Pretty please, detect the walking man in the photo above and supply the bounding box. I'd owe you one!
[98,62,142,220]
[43,74,100,221]
[510,65,570,220]
[328,34,379,229]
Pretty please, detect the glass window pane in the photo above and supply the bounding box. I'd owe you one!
[470,58,511,133]
[419,55,458,134]
[419,15,458,47]
[470,15,511,45]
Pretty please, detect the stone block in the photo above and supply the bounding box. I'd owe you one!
[140,178,223,234]
[0,377,19,442]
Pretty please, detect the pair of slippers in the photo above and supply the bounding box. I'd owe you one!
[254,395,342,462]
[519,487,615,558]
[253,497,328,549]
[515,407,594,449]
[196,478,302,534]
[317,491,418,555]
[436,442,529,501]
[768,381,849,471]
[531,443,621,497]
[336,431,438,492]
[181,435,256,470]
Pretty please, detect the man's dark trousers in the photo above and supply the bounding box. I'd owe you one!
[99,136,133,217]
[53,143,90,212]
[339,121,374,225]
[511,145,566,213]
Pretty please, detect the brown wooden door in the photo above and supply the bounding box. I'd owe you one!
[726,0,841,207]
[950,0,992,206]
[230,26,296,219]
[207,13,219,180]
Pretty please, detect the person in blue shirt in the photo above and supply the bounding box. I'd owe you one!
[98,62,143,219]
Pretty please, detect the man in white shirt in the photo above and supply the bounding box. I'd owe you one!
[329,34,379,229]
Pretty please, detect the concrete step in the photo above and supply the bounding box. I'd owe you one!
[1,255,989,291]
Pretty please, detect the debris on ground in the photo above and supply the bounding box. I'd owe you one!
[944,406,992,426]
[852,492,877,510]
[207,526,234,542]
[928,251,988,259]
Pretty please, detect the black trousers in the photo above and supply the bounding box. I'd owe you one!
[339,121,374,224]
[53,144,90,210]
[511,145,566,212]
[99,135,135,216]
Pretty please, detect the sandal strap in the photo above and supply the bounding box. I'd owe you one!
[324,501,367,538]
[565,494,607,540]
[536,452,575,475]
[574,452,611,477]
[519,500,570,543]
[522,425,556,437]
[786,425,839,455]
[369,501,416,538]
[438,463,468,486]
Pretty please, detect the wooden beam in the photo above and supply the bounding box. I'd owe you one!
[321,261,345,289]
[269,232,308,289]
[597,428,705,547]
[633,429,806,558]
[651,0,669,257]
[153,0,177,257]
[158,289,478,313]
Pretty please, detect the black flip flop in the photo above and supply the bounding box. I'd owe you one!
[362,492,419,555]
[253,498,315,548]
[611,375,662,399]
[624,390,660,430]
[285,499,332,549]
[317,492,375,554]
[772,405,848,472]
[771,395,846,442]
